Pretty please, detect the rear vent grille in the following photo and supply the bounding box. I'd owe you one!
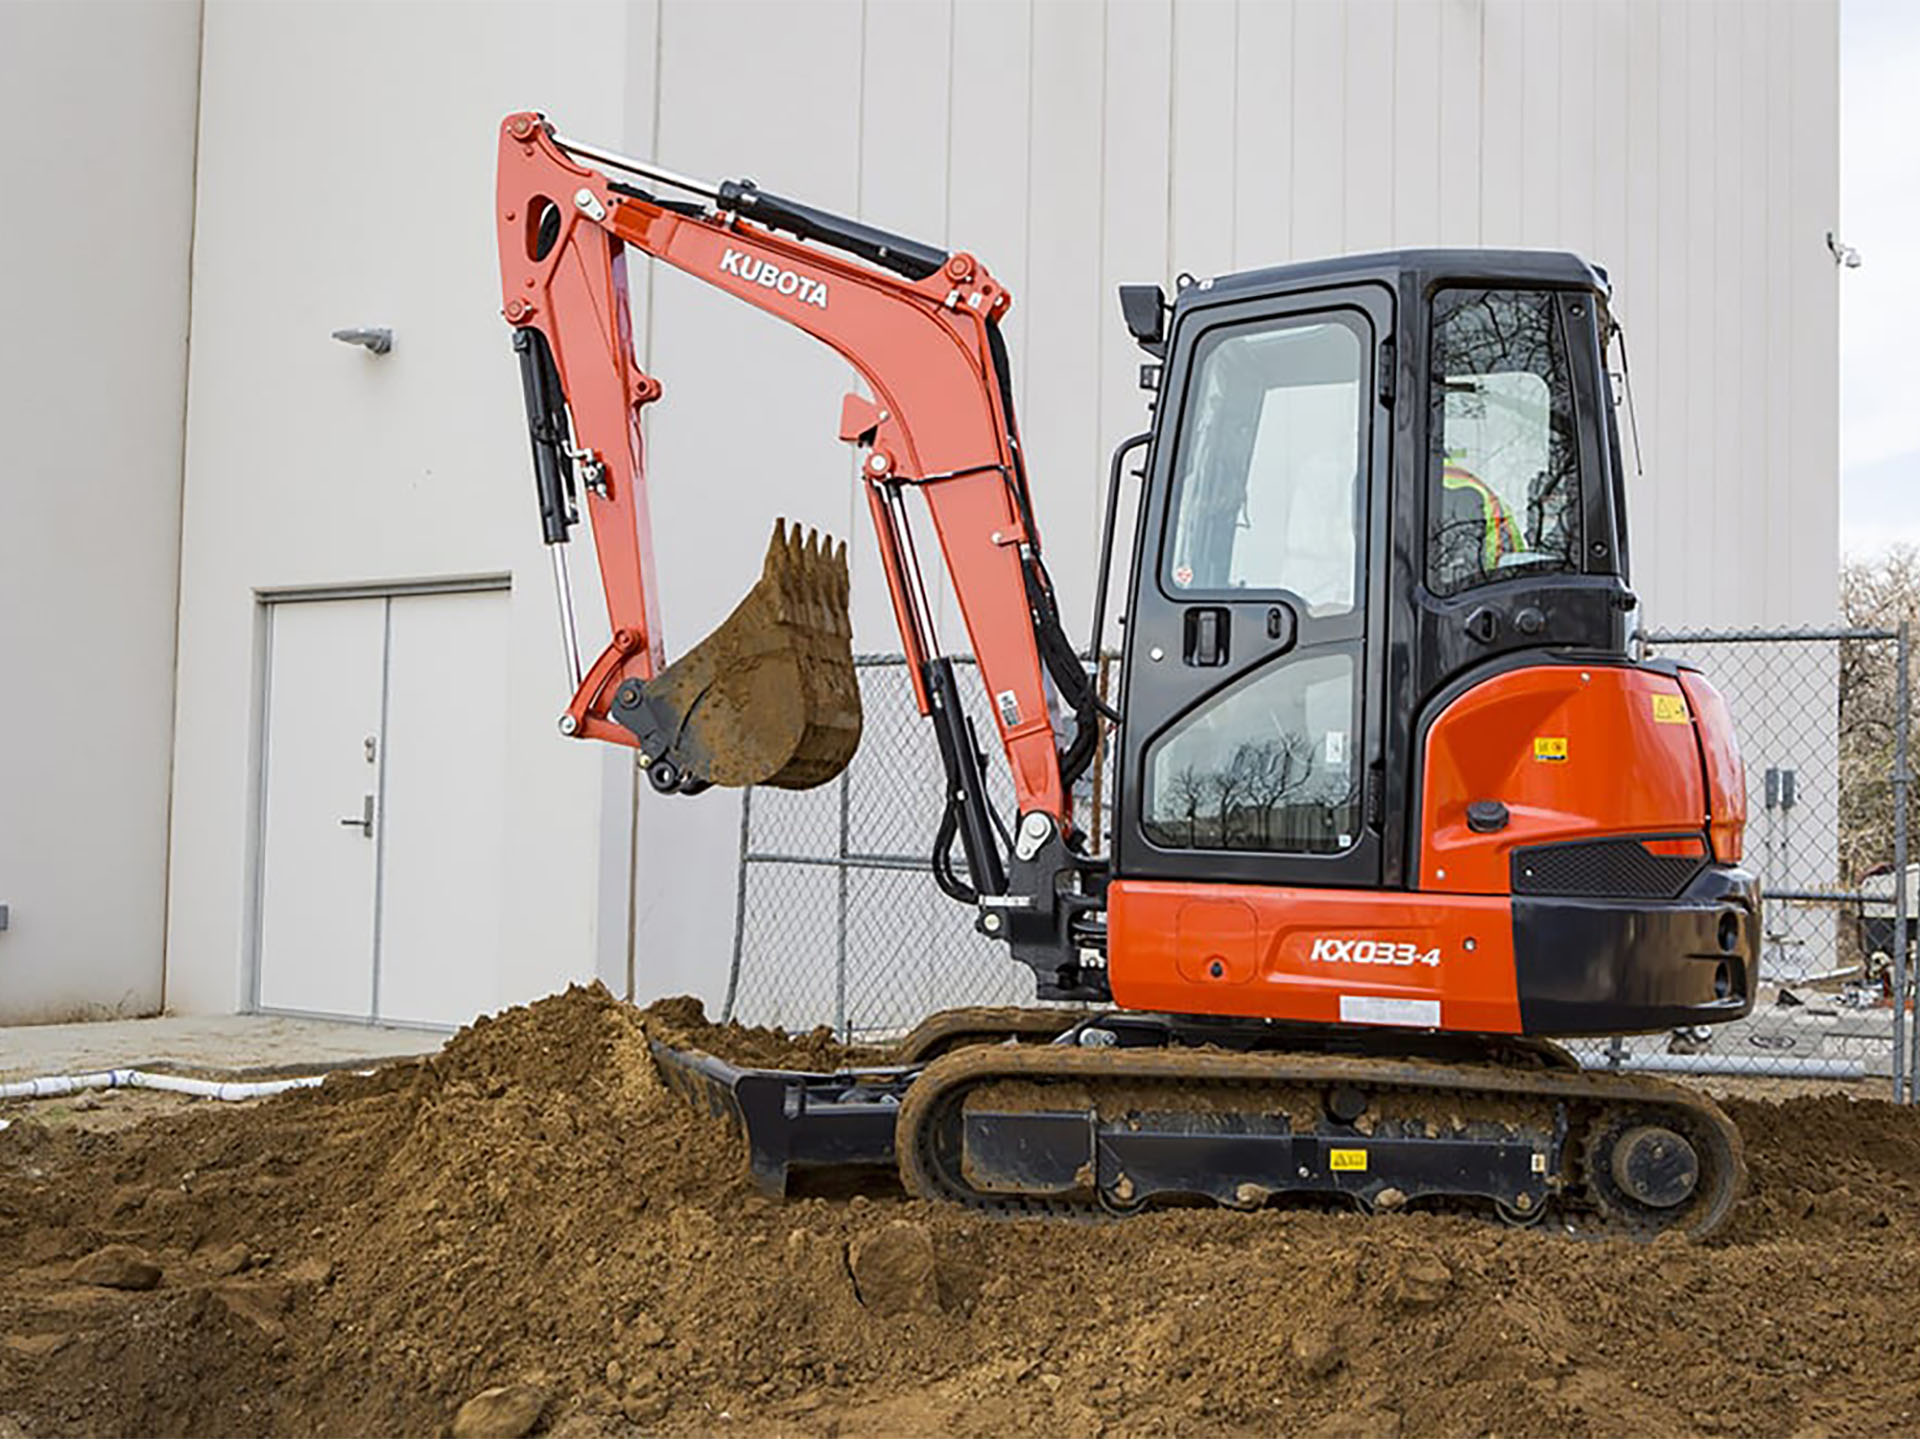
[1510,836,1705,900]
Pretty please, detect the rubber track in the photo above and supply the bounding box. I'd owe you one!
[895,1042,1746,1240]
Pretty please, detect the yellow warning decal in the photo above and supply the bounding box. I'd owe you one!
[1651,693,1691,724]
[1533,736,1568,762]
[1330,1148,1368,1172]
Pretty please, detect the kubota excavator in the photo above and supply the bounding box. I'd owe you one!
[496,112,1757,1237]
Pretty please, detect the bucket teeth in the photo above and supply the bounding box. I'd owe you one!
[762,522,852,638]
[608,517,862,791]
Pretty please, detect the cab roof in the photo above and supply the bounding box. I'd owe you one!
[1181,248,1610,309]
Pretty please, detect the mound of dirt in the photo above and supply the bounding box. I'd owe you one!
[3,984,1920,1437]
[641,995,886,1072]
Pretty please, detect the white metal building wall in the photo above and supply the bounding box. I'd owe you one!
[146,0,1837,1018]
[0,0,201,1023]
[626,0,1841,1005]
[626,0,1840,648]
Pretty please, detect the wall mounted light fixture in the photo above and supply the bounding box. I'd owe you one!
[331,326,394,354]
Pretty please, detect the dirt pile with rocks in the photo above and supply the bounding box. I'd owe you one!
[4,985,1920,1437]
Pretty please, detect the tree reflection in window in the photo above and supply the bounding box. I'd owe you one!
[1143,651,1359,853]
[1427,288,1582,598]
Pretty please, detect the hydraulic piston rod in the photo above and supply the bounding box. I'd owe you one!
[549,131,722,203]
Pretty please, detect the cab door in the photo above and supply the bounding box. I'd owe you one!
[1115,283,1394,890]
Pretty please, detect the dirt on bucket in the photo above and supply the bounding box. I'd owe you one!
[4,984,1920,1437]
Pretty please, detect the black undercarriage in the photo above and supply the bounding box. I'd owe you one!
[652,1008,1744,1239]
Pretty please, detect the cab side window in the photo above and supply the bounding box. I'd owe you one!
[1142,650,1360,853]
[1165,314,1367,618]
[1427,289,1582,597]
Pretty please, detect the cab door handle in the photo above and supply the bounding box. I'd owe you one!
[1183,607,1229,666]
[1265,604,1297,651]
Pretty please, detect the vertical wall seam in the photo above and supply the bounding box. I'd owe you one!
[1094,0,1112,548]
[1289,0,1299,257]
[1230,0,1240,268]
[1018,0,1036,423]
[1591,4,1600,252]
[367,596,395,1023]
[1647,0,1662,607]
[246,607,274,1014]
[1162,0,1175,283]
[1774,0,1789,614]
[943,0,957,245]
[854,0,869,218]
[1338,3,1348,251]
[642,3,664,374]
[1390,0,1401,242]
[157,0,209,1015]
[628,0,669,1007]
[1476,0,1487,244]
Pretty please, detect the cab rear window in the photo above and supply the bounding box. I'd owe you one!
[1427,289,1582,597]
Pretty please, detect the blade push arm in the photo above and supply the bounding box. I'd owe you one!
[495,112,1080,824]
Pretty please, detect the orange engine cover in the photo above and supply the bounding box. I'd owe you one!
[1418,664,1707,894]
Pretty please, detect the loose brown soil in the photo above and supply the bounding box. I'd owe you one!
[4,985,1919,1438]
[642,995,887,1072]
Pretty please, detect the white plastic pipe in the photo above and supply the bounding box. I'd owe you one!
[0,1068,334,1103]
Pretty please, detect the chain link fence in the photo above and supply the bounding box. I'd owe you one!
[725,629,1915,1095]
[724,656,1098,1040]
[1563,628,1913,1095]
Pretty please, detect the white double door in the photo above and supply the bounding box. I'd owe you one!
[255,589,508,1027]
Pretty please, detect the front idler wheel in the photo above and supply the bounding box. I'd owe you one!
[1583,1108,1717,1234]
[1608,1124,1700,1210]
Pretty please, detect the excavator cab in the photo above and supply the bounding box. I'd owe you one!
[1101,252,1753,1040]
[1115,254,1630,892]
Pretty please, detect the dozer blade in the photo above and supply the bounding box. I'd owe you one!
[649,1038,916,1195]
[610,519,861,793]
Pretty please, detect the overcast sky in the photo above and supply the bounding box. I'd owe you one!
[1840,0,1920,559]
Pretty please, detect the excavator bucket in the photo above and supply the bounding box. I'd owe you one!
[611,520,862,793]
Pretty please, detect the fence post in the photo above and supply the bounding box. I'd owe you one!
[722,785,754,1024]
[1896,622,1912,1101]
[834,761,852,1043]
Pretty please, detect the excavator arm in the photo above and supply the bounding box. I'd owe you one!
[496,113,1104,976]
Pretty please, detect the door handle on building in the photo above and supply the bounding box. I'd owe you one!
[339,794,374,838]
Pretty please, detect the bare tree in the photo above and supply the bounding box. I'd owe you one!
[1206,761,1250,848]
[1839,545,1920,884]
[1234,734,1318,847]
[1161,762,1210,848]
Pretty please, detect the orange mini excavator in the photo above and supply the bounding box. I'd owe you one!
[496,113,1757,1237]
